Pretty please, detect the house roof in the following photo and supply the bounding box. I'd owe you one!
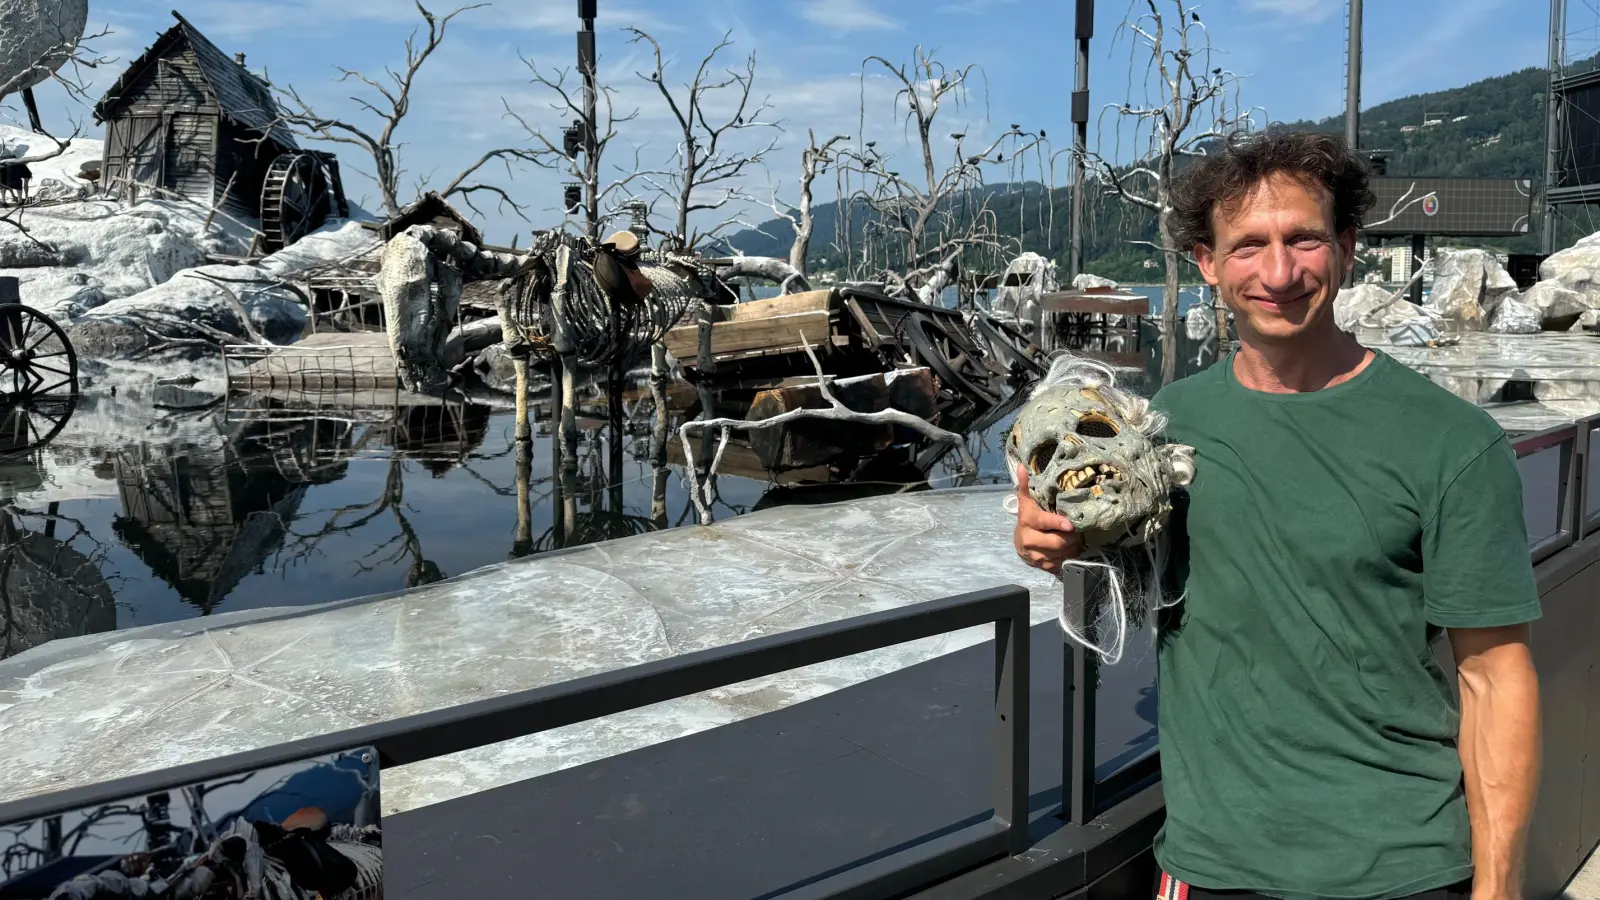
[93,11,299,150]
[375,192,485,247]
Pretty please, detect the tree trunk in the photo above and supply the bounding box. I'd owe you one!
[649,341,670,467]
[791,158,815,276]
[1160,212,1181,386]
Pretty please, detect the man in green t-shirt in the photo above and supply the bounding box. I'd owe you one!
[1013,131,1542,900]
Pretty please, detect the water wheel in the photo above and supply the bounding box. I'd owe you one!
[0,304,75,402]
[261,152,331,251]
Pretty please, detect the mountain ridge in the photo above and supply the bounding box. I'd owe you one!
[724,60,1553,283]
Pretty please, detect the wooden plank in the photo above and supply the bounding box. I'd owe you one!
[720,290,834,323]
[664,310,832,361]
[1040,292,1150,315]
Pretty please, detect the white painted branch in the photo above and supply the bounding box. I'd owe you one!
[677,334,975,525]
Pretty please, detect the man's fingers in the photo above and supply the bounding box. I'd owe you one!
[1017,498,1074,534]
[1016,465,1075,533]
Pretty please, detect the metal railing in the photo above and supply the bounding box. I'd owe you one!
[0,586,1032,900]
[6,417,1599,898]
[1512,416,1593,562]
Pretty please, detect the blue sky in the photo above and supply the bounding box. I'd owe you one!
[15,0,1553,244]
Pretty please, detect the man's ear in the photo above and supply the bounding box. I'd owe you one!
[1193,242,1220,286]
[1337,226,1359,277]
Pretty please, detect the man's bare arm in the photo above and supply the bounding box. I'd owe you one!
[1447,623,1540,900]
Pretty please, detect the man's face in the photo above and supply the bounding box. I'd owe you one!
[1192,173,1356,346]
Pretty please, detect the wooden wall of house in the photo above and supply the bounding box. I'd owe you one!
[216,119,278,221]
[101,47,220,203]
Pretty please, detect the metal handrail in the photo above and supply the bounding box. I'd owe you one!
[0,585,1033,900]
[1513,421,1582,564]
[1576,413,1600,538]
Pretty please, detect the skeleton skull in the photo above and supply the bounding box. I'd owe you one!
[1006,375,1194,551]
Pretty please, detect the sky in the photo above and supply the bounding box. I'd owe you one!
[11,0,1556,246]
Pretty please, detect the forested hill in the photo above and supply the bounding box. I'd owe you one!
[724,61,1552,282]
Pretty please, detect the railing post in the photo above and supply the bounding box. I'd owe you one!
[993,596,1031,854]
[1061,570,1100,825]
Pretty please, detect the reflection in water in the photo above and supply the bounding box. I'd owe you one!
[0,325,1220,659]
[112,445,309,614]
[0,397,117,658]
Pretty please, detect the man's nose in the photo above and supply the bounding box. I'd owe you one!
[1259,242,1297,291]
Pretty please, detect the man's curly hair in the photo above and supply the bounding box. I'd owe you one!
[1168,131,1376,252]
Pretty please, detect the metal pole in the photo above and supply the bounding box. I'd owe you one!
[1543,0,1565,255]
[1069,0,1092,285]
[579,0,600,242]
[1344,0,1362,151]
[1058,0,1092,352]
[1343,0,1362,289]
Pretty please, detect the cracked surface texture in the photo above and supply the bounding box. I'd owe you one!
[0,488,1061,815]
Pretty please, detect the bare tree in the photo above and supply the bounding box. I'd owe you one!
[500,42,646,238]
[1080,0,1259,385]
[630,29,781,253]
[266,1,533,219]
[837,46,1046,303]
[767,129,848,277]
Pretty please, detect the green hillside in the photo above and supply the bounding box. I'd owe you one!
[726,61,1558,283]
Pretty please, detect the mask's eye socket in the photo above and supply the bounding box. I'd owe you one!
[1027,439,1058,474]
[1076,412,1120,439]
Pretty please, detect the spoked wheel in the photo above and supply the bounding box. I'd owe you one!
[261,152,332,251]
[0,304,76,401]
[0,393,76,457]
[904,312,1001,407]
[974,314,1049,378]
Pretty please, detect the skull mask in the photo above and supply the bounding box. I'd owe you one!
[1005,361,1195,552]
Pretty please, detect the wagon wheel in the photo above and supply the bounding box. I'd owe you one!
[0,305,76,401]
[975,314,1049,378]
[904,312,1001,407]
[0,393,75,458]
[261,153,331,251]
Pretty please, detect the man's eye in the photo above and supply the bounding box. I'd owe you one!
[1293,234,1326,247]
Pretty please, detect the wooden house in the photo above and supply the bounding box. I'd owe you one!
[92,12,344,246]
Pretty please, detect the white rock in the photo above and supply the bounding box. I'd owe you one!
[1071,273,1120,290]
[1334,283,1427,332]
[0,199,252,322]
[73,263,308,358]
[1539,231,1600,301]
[1487,295,1542,334]
[1521,281,1590,326]
[1423,248,1496,330]
[30,177,89,203]
[1571,310,1600,333]
[258,220,382,279]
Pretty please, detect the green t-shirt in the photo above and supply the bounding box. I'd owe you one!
[1149,348,1542,900]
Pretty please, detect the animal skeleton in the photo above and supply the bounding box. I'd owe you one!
[1004,353,1195,664]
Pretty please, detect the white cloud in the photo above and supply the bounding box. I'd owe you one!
[150,0,676,42]
[797,0,900,32]
[1239,0,1338,25]
[937,0,1019,13]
